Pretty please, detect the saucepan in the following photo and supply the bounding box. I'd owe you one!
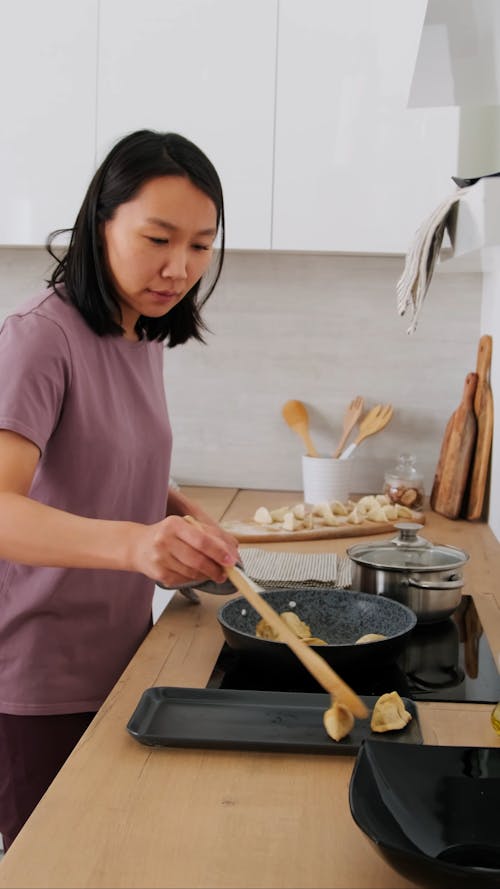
[217,587,417,671]
[347,523,469,624]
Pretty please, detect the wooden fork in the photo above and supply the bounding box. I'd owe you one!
[333,396,364,458]
[339,403,393,460]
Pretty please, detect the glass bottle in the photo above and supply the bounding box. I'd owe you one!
[383,454,424,511]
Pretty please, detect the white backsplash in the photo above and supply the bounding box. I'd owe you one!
[0,247,481,498]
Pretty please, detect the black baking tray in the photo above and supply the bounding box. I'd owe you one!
[126,687,422,755]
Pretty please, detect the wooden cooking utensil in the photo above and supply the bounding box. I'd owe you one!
[225,565,368,718]
[332,395,364,458]
[281,399,319,457]
[430,372,478,519]
[183,516,367,718]
[466,335,494,520]
[339,403,393,460]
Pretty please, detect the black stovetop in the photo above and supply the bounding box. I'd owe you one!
[207,595,500,704]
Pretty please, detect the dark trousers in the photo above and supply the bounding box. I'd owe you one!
[0,711,95,851]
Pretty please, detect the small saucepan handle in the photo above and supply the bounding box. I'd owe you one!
[407,575,463,591]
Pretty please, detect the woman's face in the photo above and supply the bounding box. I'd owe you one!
[103,175,218,337]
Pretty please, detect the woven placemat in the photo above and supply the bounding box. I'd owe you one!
[240,548,352,590]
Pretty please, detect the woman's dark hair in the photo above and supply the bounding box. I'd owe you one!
[46,130,225,345]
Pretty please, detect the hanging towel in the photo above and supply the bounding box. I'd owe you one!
[397,184,474,334]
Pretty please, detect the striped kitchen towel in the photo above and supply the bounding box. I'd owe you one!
[397,184,473,334]
[240,547,352,590]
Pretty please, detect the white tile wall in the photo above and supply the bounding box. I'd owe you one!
[0,247,482,498]
[165,251,481,495]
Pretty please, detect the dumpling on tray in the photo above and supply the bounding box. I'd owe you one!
[323,701,355,742]
[370,691,412,733]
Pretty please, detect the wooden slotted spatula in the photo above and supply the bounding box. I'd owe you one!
[332,395,364,458]
[184,516,368,719]
[339,403,393,460]
[282,399,319,457]
[224,565,368,718]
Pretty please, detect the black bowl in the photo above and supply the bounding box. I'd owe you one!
[349,739,500,888]
[217,587,417,671]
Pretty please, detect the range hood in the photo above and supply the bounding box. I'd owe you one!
[408,0,500,108]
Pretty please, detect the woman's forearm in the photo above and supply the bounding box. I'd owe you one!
[0,492,139,570]
[0,491,239,586]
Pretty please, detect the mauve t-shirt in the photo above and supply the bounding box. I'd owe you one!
[0,289,172,715]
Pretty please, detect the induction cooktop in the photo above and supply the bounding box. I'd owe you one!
[206,595,500,704]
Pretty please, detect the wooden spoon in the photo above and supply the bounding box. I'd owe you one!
[332,395,364,458]
[282,399,319,457]
[339,403,393,460]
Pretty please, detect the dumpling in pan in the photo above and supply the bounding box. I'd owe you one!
[280,611,312,638]
[255,618,280,641]
[371,691,412,733]
[323,701,355,742]
[355,633,387,644]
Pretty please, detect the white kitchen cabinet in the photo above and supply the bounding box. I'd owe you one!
[96,0,277,250]
[272,0,460,253]
[0,0,98,245]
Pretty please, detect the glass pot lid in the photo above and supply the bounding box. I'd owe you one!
[347,523,469,572]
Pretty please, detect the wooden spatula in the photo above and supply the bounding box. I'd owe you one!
[282,399,319,457]
[339,403,393,460]
[332,395,364,458]
[184,516,368,718]
[225,565,368,717]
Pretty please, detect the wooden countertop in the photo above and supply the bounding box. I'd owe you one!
[1,486,499,888]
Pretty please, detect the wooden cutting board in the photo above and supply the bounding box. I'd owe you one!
[223,512,425,543]
[466,334,494,520]
[430,371,478,519]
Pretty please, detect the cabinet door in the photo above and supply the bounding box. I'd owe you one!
[97,0,277,249]
[0,0,98,245]
[273,0,460,253]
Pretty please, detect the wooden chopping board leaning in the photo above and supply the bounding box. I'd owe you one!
[466,334,494,520]
[430,371,478,519]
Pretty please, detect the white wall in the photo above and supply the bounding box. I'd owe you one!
[0,247,482,501]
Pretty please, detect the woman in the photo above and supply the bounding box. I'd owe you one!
[0,129,239,850]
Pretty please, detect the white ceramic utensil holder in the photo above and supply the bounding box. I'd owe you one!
[302,455,353,506]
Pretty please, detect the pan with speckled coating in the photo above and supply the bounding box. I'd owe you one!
[217,587,417,671]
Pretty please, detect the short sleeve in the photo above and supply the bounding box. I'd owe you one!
[0,312,72,453]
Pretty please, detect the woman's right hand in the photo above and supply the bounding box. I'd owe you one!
[129,514,239,588]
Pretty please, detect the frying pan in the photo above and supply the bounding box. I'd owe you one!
[217,588,416,671]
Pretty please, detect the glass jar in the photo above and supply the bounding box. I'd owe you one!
[383,454,424,511]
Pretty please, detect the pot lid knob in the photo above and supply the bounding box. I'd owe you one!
[392,522,430,548]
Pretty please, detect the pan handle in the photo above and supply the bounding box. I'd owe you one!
[407,575,463,591]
